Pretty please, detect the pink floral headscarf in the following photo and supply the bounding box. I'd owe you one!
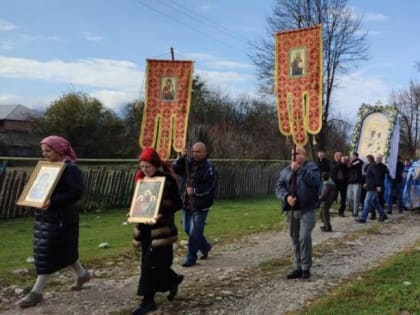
[40,135,77,162]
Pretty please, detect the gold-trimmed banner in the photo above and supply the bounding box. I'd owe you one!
[140,59,193,159]
[275,25,323,146]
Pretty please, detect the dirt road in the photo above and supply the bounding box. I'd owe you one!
[1,211,419,315]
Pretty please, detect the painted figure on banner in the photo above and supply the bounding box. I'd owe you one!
[161,77,176,101]
[290,48,305,76]
[367,130,383,152]
[358,113,390,156]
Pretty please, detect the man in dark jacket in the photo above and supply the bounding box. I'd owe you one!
[330,152,348,216]
[319,172,336,232]
[393,156,405,213]
[316,150,330,175]
[375,154,389,208]
[356,155,388,223]
[173,142,218,267]
[275,146,321,279]
[346,152,363,216]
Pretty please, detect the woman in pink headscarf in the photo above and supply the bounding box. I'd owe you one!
[18,136,90,308]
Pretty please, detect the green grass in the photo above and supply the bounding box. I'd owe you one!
[293,244,420,315]
[0,195,283,274]
[1,197,419,315]
[204,195,284,239]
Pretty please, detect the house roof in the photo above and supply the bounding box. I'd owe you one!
[0,104,38,121]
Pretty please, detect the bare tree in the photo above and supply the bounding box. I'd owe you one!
[391,82,420,158]
[187,76,288,159]
[326,117,352,152]
[250,0,369,149]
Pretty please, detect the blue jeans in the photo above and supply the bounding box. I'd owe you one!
[182,209,211,263]
[287,209,316,271]
[360,190,387,220]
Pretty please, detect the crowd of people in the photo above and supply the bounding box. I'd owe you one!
[315,150,415,225]
[274,147,417,284]
[17,136,219,315]
[16,136,417,314]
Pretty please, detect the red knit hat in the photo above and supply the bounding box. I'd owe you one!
[138,148,162,167]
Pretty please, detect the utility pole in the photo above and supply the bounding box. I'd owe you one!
[170,47,174,61]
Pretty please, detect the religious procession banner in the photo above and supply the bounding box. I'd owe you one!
[351,103,400,178]
[275,25,323,146]
[140,59,193,159]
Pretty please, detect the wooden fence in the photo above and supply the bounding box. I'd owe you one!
[0,160,287,219]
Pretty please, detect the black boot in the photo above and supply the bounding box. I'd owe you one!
[168,274,184,301]
[132,299,156,315]
[302,269,311,279]
[286,269,302,279]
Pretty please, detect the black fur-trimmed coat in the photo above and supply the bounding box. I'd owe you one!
[132,171,182,250]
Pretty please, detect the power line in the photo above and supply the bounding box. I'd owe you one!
[158,0,250,45]
[134,0,248,53]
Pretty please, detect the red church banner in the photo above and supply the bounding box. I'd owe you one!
[140,59,193,159]
[275,25,323,146]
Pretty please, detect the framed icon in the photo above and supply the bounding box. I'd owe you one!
[16,161,66,209]
[289,47,307,77]
[160,76,177,101]
[127,176,166,223]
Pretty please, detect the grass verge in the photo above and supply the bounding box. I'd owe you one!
[0,195,283,277]
[292,242,420,315]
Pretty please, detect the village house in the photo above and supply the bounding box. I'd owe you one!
[0,104,40,156]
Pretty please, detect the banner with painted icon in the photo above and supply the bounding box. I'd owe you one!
[351,103,400,178]
[275,25,323,146]
[140,59,194,159]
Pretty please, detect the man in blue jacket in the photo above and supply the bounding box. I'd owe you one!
[275,146,321,279]
[173,142,218,267]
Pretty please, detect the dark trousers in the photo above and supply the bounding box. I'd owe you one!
[320,201,333,229]
[137,245,179,298]
[336,183,347,214]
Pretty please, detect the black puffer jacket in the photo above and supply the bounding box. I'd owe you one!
[33,161,83,274]
[133,171,182,249]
